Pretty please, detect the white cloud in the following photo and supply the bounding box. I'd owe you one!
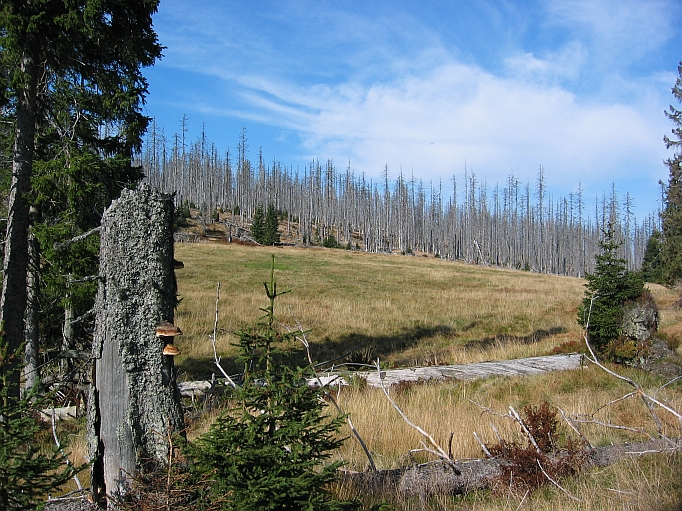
[231,60,667,197]
[503,42,587,84]
[147,0,679,219]
[544,0,676,65]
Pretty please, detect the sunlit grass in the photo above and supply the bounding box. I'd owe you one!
[173,243,586,379]
[331,364,682,471]
[46,241,680,509]
[169,242,682,510]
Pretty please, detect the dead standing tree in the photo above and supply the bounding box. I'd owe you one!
[87,185,185,505]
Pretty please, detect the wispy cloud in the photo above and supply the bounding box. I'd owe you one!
[265,62,667,189]
[146,0,681,217]
[544,0,677,67]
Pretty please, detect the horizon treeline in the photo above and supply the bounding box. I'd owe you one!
[140,123,658,278]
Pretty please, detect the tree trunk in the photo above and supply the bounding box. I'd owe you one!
[62,281,74,377]
[0,53,37,397]
[88,185,184,505]
[23,232,40,397]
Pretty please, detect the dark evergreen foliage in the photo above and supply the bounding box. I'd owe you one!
[323,234,341,248]
[251,205,265,243]
[263,203,281,245]
[662,62,682,286]
[190,257,354,511]
[578,225,644,353]
[0,332,78,511]
[641,230,664,284]
[175,200,193,228]
[30,153,143,358]
[0,0,162,392]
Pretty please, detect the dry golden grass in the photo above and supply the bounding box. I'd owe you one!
[169,242,682,510]
[331,365,682,510]
[173,243,586,378]
[332,365,682,470]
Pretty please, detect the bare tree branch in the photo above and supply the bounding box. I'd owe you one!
[537,459,582,502]
[509,405,540,452]
[294,324,377,471]
[210,282,237,389]
[53,226,101,251]
[51,410,83,491]
[583,295,682,430]
[473,431,493,458]
[558,407,592,449]
[375,358,461,474]
[570,417,656,441]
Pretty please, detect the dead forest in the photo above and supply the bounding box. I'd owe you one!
[141,125,657,277]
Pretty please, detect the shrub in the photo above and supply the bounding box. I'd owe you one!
[250,206,265,243]
[487,401,586,493]
[602,337,649,366]
[0,332,78,510]
[548,340,587,355]
[263,203,280,245]
[323,234,340,248]
[578,224,644,355]
[188,257,355,511]
[174,201,192,228]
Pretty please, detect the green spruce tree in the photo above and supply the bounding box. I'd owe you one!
[578,225,644,353]
[251,205,265,244]
[0,0,162,394]
[0,332,78,510]
[641,230,664,284]
[662,62,682,286]
[263,203,281,245]
[190,256,353,511]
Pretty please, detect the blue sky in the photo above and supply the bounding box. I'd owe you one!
[143,0,682,222]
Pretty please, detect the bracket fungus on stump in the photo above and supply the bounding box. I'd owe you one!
[87,185,185,506]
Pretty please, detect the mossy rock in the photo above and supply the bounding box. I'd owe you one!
[640,339,682,379]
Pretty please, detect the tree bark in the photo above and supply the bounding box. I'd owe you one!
[87,185,185,505]
[23,232,41,397]
[0,53,38,397]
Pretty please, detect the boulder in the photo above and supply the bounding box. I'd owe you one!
[621,293,659,342]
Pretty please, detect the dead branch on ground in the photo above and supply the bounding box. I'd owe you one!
[210,282,237,389]
[293,323,376,471]
[375,358,461,474]
[571,295,682,446]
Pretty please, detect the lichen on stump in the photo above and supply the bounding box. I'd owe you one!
[87,185,184,504]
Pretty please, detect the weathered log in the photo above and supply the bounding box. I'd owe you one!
[352,354,584,387]
[87,185,185,505]
[176,354,585,399]
[340,439,681,499]
[40,406,78,422]
[177,380,213,399]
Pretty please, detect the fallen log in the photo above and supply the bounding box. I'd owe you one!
[339,438,682,499]
[177,380,213,399]
[40,406,78,422]
[352,354,584,387]
[176,353,585,398]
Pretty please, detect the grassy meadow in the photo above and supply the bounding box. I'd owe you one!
[173,242,587,378]
[164,241,682,510]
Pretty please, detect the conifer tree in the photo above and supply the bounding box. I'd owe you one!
[641,230,664,284]
[263,203,281,245]
[0,0,162,394]
[578,224,644,352]
[662,62,682,286]
[190,257,353,511]
[0,332,77,510]
[251,205,265,244]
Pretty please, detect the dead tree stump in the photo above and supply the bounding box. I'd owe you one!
[87,185,184,505]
